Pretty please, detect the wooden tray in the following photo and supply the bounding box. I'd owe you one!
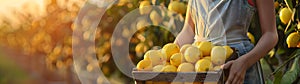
[133,70,224,84]
[132,47,239,84]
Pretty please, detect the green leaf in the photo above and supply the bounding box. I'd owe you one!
[274,71,283,84]
[280,56,300,84]
[284,0,293,11]
[266,78,274,84]
[272,49,300,75]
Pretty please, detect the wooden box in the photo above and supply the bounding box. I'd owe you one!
[132,48,239,84]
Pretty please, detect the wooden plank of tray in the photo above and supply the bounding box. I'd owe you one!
[132,70,223,82]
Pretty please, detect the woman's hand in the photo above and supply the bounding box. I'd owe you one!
[222,57,249,84]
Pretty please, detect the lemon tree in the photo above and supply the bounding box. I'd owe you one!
[250,0,300,83]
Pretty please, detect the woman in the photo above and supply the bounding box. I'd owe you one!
[174,0,278,84]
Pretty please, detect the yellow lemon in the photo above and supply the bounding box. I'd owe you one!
[287,32,300,48]
[150,10,163,25]
[118,0,130,6]
[165,62,171,65]
[139,1,152,15]
[223,46,233,59]
[211,46,226,65]
[135,43,149,53]
[144,50,165,66]
[180,44,193,54]
[247,32,255,44]
[198,41,214,56]
[136,20,150,30]
[202,56,211,61]
[162,43,180,61]
[168,1,187,14]
[137,60,152,71]
[177,63,195,72]
[184,46,202,63]
[274,1,279,9]
[170,53,185,67]
[279,7,292,24]
[213,66,222,71]
[195,59,213,72]
[153,65,165,72]
[192,41,202,46]
[159,49,168,62]
[162,65,177,72]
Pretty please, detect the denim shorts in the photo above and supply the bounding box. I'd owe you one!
[228,41,264,84]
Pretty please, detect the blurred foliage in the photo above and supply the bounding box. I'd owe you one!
[249,0,300,83]
[0,52,31,84]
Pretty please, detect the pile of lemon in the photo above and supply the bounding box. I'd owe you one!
[136,41,233,72]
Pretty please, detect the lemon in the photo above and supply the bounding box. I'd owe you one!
[144,50,165,66]
[139,1,151,8]
[297,22,300,30]
[211,46,226,65]
[137,60,152,71]
[184,46,202,63]
[177,63,195,72]
[162,65,177,72]
[202,56,211,61]
[192,41,202,46]
[195,59,213,72]
[170,53,185,67]
[213,66,222,71]
[165,62,171,65]
[162,43,180,61]
[159,50,168,62]
[247,32,255,44]
[274,1,279,9]
[153,65,164,72]
[168,1,187,14]
[136,20,150,30]
[139,1,152,15]
[135,43,149,53]
[198,41,214,56]
[279,7,292,24]
[286,32,300,48]
[180,44,193,54]
[223,46,233,59]
[118,0,130,6]
[150,10,163,25]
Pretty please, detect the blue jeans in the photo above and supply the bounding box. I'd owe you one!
[229,41,263,84]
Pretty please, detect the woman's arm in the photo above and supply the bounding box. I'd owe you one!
[224,0,278,84]
[174,5,195,47]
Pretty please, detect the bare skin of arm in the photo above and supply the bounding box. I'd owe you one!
[223,0,279,84]
[174,6,195,47]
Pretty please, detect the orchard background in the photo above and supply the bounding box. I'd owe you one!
[0,0,299,84]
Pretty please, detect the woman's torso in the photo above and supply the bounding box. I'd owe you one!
[189,0,256,45]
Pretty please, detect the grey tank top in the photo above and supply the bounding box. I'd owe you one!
[188,0,256,45]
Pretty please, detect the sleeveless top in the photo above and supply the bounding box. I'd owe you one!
[188,0,256,45]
